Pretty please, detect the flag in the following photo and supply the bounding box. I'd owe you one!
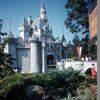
[76,47,82,58]
[62,27,64,34]
[9,19,11,24]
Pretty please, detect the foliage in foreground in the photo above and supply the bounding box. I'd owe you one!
[46,67,85,97]
[59,74,97,100]
[0,20,15,79]
[0,52,14,79]
[0,73,51,100]
[0,67,85,100]
[60,89,92,100]
[86,76,97,85]
[60,85,97,100]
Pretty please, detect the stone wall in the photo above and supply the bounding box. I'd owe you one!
[57,61,97,73]
[17,48,30,73]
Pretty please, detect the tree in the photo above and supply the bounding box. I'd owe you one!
[64,0,89,35]
[67,40,78,58]
[71,34,81,58]
[88,37,97,60]
[0,19,14,79]
[81,34,89,57]
[67,34,81,59]
[72,33,80,47]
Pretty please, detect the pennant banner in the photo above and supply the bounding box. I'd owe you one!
[79,47,82,58]
[76,47,82,58]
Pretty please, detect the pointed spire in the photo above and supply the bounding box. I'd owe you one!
[7,30,13,37]
[28,16,32,25]
[41,0,45,9]
[61,27,66,42]
[40,0,47,20]
[21,17,28,26]
[40,0,46,13]
[62,34,66,42]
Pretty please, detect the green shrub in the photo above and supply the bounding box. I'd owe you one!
[0,65,14,80]
[86,76,97,85]
[0,73,51,100]
[59,88,93,100]
[47,66,85,98]
[0,67,86,100]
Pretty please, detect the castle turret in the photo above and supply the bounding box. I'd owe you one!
[61,34,67,59]
[62,34,66,43]
[4,30,17,68]
[30,35,42,73]
[40,0,46,20]
[7,30,13,38]
[19,17,30,39]
[28,16,32,25]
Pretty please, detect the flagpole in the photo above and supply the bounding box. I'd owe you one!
[9,19,11,31]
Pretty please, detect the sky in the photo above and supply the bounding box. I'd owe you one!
[0,0,83,43]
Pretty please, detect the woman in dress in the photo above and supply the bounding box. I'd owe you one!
[91,64,97,78]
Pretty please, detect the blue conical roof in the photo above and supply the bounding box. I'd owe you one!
[41,0,45,9]
[21,17,28,26]
[62,34,66,42]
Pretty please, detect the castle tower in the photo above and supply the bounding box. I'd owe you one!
[4,30,17,68]
[19,17,30,39]
[40,0,46,20]
[30,35,42,73]
[61,34,67,59]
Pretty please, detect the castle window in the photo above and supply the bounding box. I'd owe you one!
[51,46,53,49]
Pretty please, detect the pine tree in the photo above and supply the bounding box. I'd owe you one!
[81,34,89,57]
[64,0,89,35]
[72,33,80,47]
[47,66,85,97]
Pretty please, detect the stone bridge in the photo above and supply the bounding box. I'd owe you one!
[57,61,97,73]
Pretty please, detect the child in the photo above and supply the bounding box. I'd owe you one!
[91,64,97,78]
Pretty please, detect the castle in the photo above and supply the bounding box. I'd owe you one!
[4,1,67,73]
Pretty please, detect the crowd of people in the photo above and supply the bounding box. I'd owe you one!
[81,56,92,61]
[61,56,92,62]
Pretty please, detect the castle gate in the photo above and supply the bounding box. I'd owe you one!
[47,54,56,69]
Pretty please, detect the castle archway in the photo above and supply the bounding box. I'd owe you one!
[47,54,56,69]
[85,68,92,76]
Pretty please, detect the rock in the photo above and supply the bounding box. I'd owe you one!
[25,85,46,100]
